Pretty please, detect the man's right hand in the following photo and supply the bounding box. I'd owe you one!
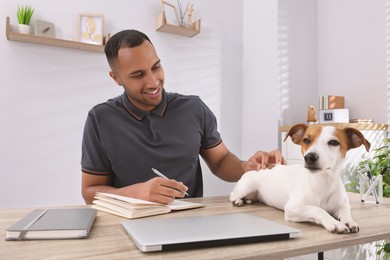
[82,172,188,205]
[122,177,188,204]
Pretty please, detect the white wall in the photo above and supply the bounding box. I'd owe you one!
[242,0,279,159]
[241,0,317,158]
[278,0,318,126]
[1,0,388,208]
[317,0,387,124]
[0,0,244,208]
[279,0,387,126]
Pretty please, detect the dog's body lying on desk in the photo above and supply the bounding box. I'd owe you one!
[230,124,371,234]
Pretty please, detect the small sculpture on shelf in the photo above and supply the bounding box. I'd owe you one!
[306,105,317,124]
[185,4,194,29]
[35,19,55,38]
[177,0,186,27]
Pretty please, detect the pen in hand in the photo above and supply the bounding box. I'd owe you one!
[151,168,189,196]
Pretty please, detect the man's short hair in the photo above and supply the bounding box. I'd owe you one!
[104,29,153,70]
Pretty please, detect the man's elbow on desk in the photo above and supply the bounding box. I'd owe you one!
[81,172,112,204]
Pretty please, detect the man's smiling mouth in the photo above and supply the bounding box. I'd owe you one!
[145,88,159,94]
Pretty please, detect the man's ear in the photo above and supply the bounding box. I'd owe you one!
[109,71,122,86]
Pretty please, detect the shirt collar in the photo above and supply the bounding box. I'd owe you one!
[121,89,168,121]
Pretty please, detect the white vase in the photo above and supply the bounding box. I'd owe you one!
[17,24,31,34]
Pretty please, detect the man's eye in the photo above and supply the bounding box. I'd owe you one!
[303,138,310,144]
[328,140,340,146]
[132,73,143,78]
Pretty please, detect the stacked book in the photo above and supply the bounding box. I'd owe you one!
[319,95,345,110]
[92,192,203,219]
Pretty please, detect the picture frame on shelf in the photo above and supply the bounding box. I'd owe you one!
[160,0,179,26]
[77,13,104,45]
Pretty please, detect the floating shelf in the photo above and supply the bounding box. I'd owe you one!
[156,12,200,37]
[5,17,104,53]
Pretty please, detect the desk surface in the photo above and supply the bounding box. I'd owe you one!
[1,193,389,260]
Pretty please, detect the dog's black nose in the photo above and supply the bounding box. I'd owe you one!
[304,152,319,165]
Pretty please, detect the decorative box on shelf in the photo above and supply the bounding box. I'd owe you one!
[318,109,349,124]
[156,12,200,37]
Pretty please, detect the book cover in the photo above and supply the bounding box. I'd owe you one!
[319,95,345,110]
[6,208,97,241]
[92,192,203,219]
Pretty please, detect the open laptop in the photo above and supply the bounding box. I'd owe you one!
[121,213,301,252]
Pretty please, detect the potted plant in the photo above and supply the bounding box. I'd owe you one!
[356,138,390,257]
[16,5,34,34]
[357,138,390,196]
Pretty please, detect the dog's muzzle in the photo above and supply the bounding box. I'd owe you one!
[304,152,320,170]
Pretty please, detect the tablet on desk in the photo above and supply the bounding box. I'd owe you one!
[121,213,301,252]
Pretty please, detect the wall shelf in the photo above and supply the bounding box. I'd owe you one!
[5,17,104,53]
[156,12,200,37]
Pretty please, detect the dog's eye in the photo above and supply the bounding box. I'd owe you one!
[328,140,340,146]
[303,138,310,144]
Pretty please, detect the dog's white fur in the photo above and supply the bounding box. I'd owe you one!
[230,124,371,234]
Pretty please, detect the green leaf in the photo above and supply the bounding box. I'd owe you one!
[16,5,34,25]
[384,242,390,252]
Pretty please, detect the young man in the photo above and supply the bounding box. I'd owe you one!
[81,29,284,205]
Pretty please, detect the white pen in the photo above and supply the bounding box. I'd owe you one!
[152,168,189,196]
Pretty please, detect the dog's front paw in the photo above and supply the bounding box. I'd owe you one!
[343,220,359,233]
[229,192,244,207]
[325,221,351,234]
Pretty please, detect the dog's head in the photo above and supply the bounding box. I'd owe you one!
[284,124,371,172]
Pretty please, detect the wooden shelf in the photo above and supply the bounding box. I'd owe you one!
[156,13,200,37]
[5,17,104,53]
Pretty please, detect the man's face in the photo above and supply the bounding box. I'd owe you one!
[109,41,164,111]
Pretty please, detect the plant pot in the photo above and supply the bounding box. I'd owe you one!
[17,24,31,34]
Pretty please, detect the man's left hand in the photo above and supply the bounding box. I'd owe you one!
[245,149,286,172]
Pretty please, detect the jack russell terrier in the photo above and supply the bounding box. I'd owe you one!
[230,124,371,234]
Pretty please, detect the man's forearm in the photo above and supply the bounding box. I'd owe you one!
[211,152,246,182]
[82,185,123,204]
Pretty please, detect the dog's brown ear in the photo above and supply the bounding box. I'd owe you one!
[284,124,308,145]
[344,127,371,152]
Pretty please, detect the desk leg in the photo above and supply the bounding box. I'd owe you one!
[318,252,324,260]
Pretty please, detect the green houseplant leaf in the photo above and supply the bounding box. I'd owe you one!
[17,5,34,25]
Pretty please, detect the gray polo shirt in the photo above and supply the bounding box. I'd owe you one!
[81,90,221,197]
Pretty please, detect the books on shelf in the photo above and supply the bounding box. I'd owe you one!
[92,192,204,219]
[319,95,345,110]
[6,208,97,241]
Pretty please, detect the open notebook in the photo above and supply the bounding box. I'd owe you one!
[122,212,301,252]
